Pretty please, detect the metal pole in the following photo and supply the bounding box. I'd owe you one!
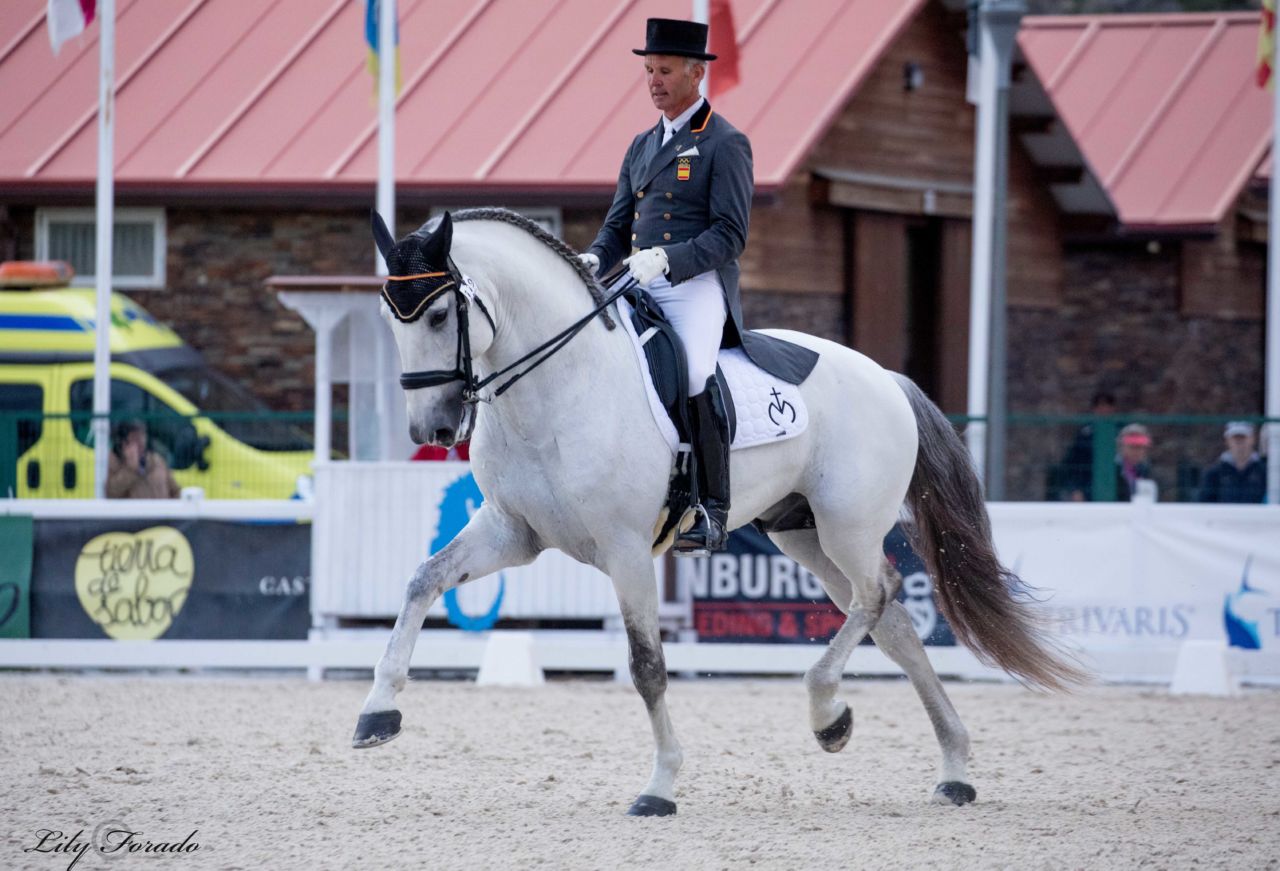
[965,4,995,481]
[1268,70,1280,503]
[375,0,396,277]
[92,0,116,498]
[965,0,1023,495]
[693,0,709,97]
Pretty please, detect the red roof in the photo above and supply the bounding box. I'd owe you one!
[0,0,922,198]
[1019,12,1272,229]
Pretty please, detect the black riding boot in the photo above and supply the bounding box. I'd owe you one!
[675,377,730,556]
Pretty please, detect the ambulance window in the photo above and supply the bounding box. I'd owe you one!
[0,383,44,455]
[68,379,198,469]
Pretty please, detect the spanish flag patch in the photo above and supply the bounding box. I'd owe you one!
[677,158,691,181]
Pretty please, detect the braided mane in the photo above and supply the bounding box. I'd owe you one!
[414,208,616,330]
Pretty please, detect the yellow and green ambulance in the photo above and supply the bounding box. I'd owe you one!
[0,262,313,499]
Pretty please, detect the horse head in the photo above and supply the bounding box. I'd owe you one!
[373,210,494,447]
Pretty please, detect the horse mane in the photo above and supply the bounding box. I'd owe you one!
[417,208,616,330]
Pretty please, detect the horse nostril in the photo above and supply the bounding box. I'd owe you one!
[432,427,455,446]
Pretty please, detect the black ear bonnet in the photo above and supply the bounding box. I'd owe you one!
[376,211,458,324]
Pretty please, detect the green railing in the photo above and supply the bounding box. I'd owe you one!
[0,410,323,500]
[4,409,1271,503]
[948,413,1275,503]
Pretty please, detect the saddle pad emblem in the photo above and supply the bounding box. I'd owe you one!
[677,158,691,181]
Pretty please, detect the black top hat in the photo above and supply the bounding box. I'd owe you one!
[633,18,717,61]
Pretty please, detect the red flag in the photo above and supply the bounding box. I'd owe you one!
[1259,0,1276,89]
[709,0,740,100]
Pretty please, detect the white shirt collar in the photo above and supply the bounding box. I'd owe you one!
[661,97,705,144]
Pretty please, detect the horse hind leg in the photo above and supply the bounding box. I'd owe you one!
[769,528,889,754]
[352,505,538,748]
[869,599,975,805]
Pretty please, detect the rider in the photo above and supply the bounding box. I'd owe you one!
[579,17,752,556]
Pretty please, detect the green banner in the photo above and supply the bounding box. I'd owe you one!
[0,515,33,638]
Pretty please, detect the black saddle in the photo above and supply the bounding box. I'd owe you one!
[623,287,735,546]
[625,287,737,446]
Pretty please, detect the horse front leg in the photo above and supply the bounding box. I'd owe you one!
[352,504,538,748]
[609,554,683,817]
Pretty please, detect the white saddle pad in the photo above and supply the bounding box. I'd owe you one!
[617,297,809,454]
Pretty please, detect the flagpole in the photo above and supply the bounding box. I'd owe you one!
[1268,67,1280,503]
[693,0,709,97]
[375,0,396,276]
[92,0,115,499]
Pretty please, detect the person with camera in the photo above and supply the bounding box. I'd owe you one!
[106,419,180,499]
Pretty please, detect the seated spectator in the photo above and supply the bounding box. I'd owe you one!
[1058,390,1117,501]
[107,420,180,499]
[1199,422,1266,504]
[1114,423,1154,502]
[410,441,470,462]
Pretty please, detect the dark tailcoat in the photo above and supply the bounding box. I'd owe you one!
[588,101,816,384]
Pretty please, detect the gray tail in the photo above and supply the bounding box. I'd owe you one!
[892,373,1087,691]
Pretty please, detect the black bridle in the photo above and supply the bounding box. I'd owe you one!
[384,262,636,405]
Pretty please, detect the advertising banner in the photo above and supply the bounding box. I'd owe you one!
[0,515,33,639]
[682,524,954,645]
[30,519,310,640]
[989,504,1280,654]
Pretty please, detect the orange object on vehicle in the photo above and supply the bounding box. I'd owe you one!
[0,260,74,287]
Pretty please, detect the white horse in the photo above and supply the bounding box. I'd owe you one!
[354,208,1081,816]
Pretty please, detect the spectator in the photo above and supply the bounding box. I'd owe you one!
[1199,422,1266,504]
[1113,423,1154,502]
[410,441,470,462]
[1058,390,1117,501]
[106,420,180,499]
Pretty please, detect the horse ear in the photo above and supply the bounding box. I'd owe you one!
[422,211,453,266]
[371,209,396,262]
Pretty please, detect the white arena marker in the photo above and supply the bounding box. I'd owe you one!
[476,631,545,687]
[1169,640,1238,697]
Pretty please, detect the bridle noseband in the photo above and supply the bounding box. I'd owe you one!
[384,261,636,405]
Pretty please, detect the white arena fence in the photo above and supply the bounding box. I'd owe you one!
[1,462,1278,685]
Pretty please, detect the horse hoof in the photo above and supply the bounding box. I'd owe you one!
[626,794,677,817]
[351,710,403,749]
[932,781,977,806]
[814,704,853,753]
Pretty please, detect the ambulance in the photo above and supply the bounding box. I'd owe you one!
[0,261,313,499]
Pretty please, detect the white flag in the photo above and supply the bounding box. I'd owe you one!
[48,0,97,55]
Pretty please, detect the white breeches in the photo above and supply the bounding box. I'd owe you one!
[646,271,727,396]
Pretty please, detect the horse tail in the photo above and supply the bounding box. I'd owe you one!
[891,373,1087,691]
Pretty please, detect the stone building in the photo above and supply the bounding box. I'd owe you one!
[0,1,1269,496]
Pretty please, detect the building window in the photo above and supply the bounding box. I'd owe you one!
[35,207,166,289]
[430,205,563,239]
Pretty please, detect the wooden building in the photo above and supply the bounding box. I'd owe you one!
[0,1,1269,495]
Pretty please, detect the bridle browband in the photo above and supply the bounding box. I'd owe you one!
[384,261,636,405]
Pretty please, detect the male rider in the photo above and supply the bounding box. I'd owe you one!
[579,17,752,556]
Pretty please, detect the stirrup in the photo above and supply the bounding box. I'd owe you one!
[673,504,724,557]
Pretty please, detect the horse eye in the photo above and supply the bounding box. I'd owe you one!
[428,308,448,329]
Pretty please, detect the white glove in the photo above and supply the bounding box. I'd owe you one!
[624,247,669,287]
[577,252,600,275]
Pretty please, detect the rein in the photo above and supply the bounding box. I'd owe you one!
[390,262,636,404]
